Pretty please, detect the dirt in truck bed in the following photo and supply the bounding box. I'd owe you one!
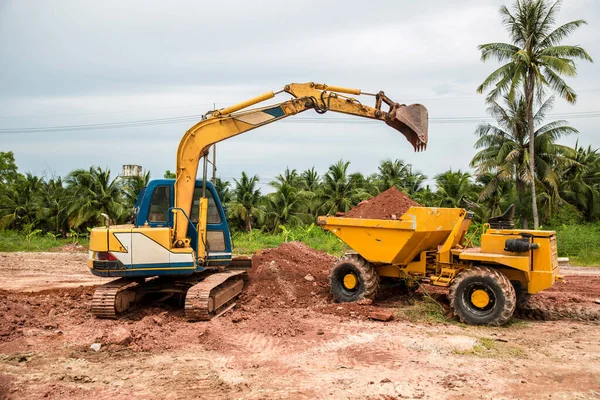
[0,248,599,399]
[343,186,421,220]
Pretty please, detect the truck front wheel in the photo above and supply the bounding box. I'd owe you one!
[449,266,516,326]
[329,254,379,302]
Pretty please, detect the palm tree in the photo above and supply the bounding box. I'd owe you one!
[376,159,411,191]
[470,96,577,226]
[412,185,436,207]
[349,172,378,196]
[301,167,320,192]
[434,170,479,208]
[37,177,69,235]
[214,178,232,203]
[0,173,41,230]
[0,151,19,185]
[65,167,125,229]
[477,0,592,228]
[398,166,427,198]
[298,167,322,218]
[559,143,600,222]
[264,183,309,231]
[271,167,302,191]
[122,171,150,209]
[475,173,517,221]
[229,172,263,231]
[375,159,426,198]
[320,160,368,214]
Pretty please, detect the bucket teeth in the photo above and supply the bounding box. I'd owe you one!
[386,104,428,152]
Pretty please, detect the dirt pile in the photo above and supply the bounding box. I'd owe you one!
[240,241,335,310]
[517,275,600,321]
[343,186,420,220]
[0,287,92,341]
[235,242,398,325]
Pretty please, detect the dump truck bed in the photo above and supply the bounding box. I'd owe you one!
[317,207,469,265]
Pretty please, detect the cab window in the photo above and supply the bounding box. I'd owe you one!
[148,186,170,223]
[191,188,222,224]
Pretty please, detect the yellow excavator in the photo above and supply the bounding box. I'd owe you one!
[87,82,429,320]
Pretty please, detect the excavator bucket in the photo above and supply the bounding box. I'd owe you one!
[385,104,428,152]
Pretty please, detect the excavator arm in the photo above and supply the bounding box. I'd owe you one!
[173,82,429,257]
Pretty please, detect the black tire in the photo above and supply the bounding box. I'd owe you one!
[329,254,379,303]
[449,266,516,326]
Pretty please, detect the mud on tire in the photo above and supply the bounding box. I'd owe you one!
[449,266,516,326]
[329,254,379,303]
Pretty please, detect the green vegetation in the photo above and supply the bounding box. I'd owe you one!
[0,230,88,252]
[453,337,527,359]
[554,224,600,266]
[396,296,448,324]
[231,225,346,256]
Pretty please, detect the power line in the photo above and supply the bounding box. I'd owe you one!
[1,110,599,134]
[3,87,600,120]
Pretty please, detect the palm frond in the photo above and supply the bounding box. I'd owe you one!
[543,68,577,103]
[540,20,589,48]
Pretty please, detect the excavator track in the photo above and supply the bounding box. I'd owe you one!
[91,278,143,319]
[185,270,247,321]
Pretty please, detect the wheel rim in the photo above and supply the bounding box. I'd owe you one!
[462,282,495,315]
[343,273,358,290]
[471,289,490,308]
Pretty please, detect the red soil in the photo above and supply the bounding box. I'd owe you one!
[0,245,597,353]
[518,275,600,321]
[239,242,334,311]
[343,186,420,220]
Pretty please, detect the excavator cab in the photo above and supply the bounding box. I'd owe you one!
[89,179,232,279]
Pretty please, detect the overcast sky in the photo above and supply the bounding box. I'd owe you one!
[1,0,598,192]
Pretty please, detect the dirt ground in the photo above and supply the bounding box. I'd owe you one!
[1,246,599,399]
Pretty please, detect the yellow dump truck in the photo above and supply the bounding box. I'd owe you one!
[318,205,560,326]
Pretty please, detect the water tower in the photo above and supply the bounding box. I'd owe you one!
[121,164,143,179]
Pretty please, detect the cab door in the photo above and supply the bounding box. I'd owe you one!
[189,184,232,266]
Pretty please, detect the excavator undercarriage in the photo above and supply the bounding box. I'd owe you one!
[91,269,248,321]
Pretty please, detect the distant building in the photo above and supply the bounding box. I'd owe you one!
[122,164,143,178]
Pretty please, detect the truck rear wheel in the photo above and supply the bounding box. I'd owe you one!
[329,254,379,303]
[449,266,516,326]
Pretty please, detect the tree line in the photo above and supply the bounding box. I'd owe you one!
[0,138,598,237]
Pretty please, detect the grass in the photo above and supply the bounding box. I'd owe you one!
[0,230,89,252]
[231,224,347,256]
[551,223,600,266]
[453,337,527,359]
[396,296,448,324]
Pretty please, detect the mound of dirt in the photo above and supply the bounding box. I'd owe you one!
[240,241,335,311]
[343,186,420,220]
[236,242,401,324]
[0,287,93,341]
[517,275,600,322]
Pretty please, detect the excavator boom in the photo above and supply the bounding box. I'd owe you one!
[174,82,429,255]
